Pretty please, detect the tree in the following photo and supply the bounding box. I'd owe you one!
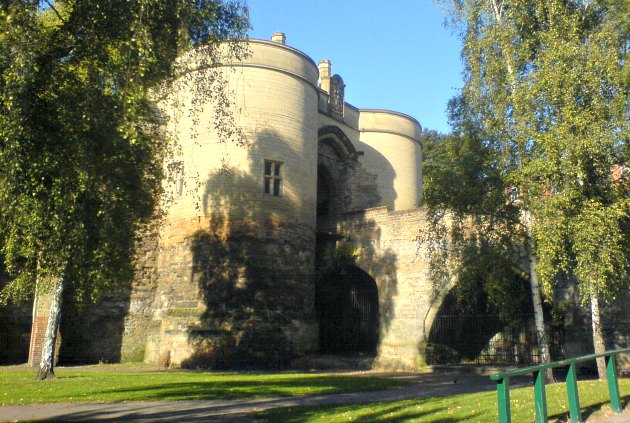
[421,105,536,363]
[438,0,629,379]
[0,0,249,380]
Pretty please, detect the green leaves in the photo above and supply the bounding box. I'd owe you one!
[0,1,249,303]
[438,0,629,302]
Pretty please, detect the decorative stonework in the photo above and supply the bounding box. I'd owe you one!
[330,75,345,116]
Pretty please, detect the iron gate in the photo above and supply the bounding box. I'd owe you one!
[426,314,564,365]
[316,266,379,354]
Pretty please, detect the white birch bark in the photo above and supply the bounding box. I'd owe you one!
[590,293,607,380]
[523,211,554,382]
[488,6,554,373]
[528,247,554,382]
[35,276,64,380]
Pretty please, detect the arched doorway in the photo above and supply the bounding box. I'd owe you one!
[316,266,379,354]
[317,165,332,216]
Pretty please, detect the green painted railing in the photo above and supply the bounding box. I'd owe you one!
[490,347,630,423]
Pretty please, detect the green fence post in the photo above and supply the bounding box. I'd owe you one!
[533,369,548,423]
[606,354,621,413]
[566,362,581,422]
[497,376,511,423]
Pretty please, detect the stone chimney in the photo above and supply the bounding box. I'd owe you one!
[271,32,286,44]
[318,60,331,93]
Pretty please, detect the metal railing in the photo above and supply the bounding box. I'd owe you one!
[490,347,630,423]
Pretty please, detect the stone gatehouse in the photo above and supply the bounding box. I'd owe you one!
[12,32,628,370]
[111,32,434,370]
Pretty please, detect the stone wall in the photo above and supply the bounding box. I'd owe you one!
[559,287,630,367]
[59,289,128,364]
[318,206,433,370]
[119,224,160,363]
[603,292,630,366]
[0,301,31,364]
[141,216,318,369]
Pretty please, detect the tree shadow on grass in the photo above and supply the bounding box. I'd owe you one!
[83,376,405,401]
[548,395,629,422]
[31,399,464,423]
[258,401,479,423]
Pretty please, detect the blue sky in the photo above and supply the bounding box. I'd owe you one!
[246,0,463,134]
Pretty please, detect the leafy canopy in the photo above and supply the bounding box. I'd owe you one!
[437,0,629,302]
[421,107,530,318]
[0,0,249,302]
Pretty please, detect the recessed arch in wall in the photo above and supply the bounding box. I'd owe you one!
[316,265,380,354]
[316,126,357,217]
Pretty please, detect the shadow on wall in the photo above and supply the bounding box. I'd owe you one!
[59,286,132,364]
[0,301,31,364]
[0,238,137,366]
[352,220,399,339]
[603,290,630,367]
[181,130,316,369]
[0,261,32,364]
[315,212,400,357]
[354,141,397,210]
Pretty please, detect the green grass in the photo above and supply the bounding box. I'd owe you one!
[0,366,404,406]
[257,379,630,422]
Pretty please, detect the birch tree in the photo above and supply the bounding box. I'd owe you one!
[0,0,248,380]
[438,0,629,379]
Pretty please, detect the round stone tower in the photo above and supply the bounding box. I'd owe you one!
[143,34,320,368]
[357,110,423,211]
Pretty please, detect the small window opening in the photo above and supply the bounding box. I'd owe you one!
[264,160,282,196]
[168,160,185,197]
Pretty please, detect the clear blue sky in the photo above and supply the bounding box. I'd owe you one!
[246,0,463,134]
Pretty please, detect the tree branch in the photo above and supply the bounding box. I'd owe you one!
[43,0,66,23]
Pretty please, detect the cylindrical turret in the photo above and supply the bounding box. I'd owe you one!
[357,110,422,211]
[145,35,320,368]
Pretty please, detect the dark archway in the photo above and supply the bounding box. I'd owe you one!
[317,165,333,216]
[425,280,563,365]
[316,266,379,354]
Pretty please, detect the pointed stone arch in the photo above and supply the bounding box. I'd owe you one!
[318,126,358,162]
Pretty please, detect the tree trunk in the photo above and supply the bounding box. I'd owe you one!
[529,249,554,383]
[590,293,607,381]
[35,276,64,381]
[523,211,554,382]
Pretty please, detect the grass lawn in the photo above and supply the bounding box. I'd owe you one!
[257,378,630,422]
[0,365,405,406]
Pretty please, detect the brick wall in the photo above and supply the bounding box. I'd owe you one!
[27,291,61,367]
